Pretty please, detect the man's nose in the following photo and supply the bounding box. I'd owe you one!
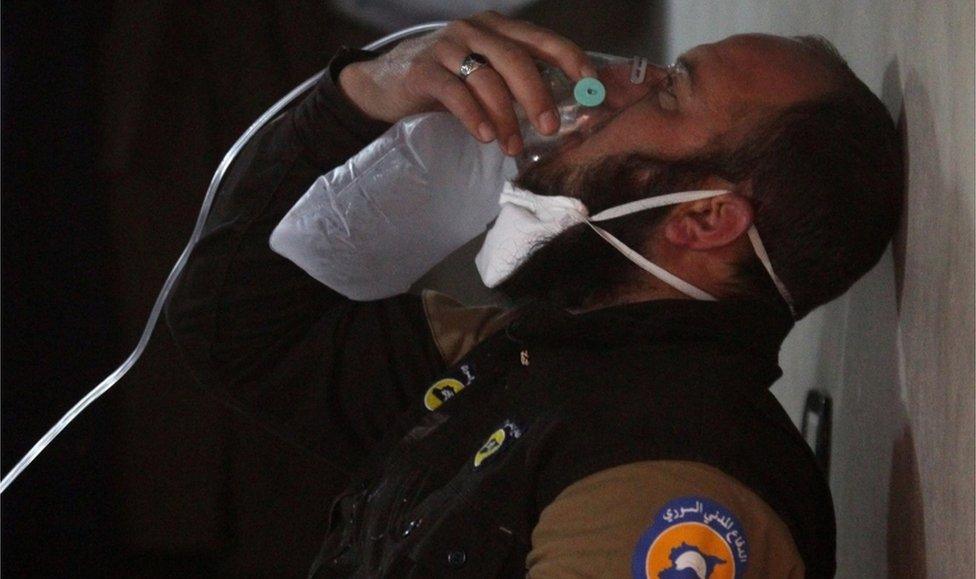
[602,62,668,110]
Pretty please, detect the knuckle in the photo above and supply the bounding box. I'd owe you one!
[430,37,459,62]
[483,101,514,126]
[447,19,478,37]
[444,81,471,103]
[567,43,589,64]
[524,26,585,60]
[481,91,514,117]
[539,35,571,55]
[477,71,511,98]
[498,43,533,69]
[521,95,552,120]
[491,103,518,128]
[437,76,463,96]
[404,61,428,83]
[402,75,426,101]
[543,40,585,68]
[405,62,440,95]
[431,34,451,50]
[478,66,506,86]
[476,10,504,22]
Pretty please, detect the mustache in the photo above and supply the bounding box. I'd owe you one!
[513,151,716,213]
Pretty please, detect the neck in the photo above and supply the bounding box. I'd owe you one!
[572,281,693,314]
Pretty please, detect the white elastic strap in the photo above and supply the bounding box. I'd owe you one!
[630,56,648,84]
[747,226,797,317]
[589,189,796,315]
[585,222,717,301]
[590,190,731,222]
[586,189,729,301]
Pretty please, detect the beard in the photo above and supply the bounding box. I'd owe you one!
[494,150,718,311]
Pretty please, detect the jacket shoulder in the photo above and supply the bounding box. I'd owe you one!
[526,460,805,578]
[529,371,836,576]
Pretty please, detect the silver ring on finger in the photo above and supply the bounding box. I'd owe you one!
[458,53,491,80]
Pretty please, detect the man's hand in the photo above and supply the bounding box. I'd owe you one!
[338,11,596,156]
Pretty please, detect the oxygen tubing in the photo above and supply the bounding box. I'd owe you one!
[0,21,449,495]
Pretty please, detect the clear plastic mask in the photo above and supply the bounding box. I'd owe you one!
[513,52,649,172]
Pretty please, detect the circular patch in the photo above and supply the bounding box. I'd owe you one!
[631,497,748,579]
[423,378,465,411]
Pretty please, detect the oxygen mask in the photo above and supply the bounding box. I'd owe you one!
[514,52,649,172]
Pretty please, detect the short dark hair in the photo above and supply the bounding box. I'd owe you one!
[718,36,904,319]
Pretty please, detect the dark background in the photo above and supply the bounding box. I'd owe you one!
[1,2,661,576]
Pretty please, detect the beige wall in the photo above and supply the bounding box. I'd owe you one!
[653,1,974,576]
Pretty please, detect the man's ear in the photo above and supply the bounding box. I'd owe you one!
[663,193,754,250]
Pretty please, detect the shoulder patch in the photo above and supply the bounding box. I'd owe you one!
[473,420,522,467]
[631,496,748,579]
[424,378,466,411]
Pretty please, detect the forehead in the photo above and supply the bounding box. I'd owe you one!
[686,33,834,118]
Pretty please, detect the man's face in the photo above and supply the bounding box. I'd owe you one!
[499,34,836,310]
[533,33,834,182]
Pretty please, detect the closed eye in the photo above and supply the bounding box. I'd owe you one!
[658,63,679,110]
[666,63,678,94]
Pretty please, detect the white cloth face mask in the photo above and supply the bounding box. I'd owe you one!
[475,184,589,288]
[475,181,796,315]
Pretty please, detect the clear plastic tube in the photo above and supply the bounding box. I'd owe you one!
[0,21,450,495]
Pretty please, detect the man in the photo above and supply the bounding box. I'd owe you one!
[164,11,902,577]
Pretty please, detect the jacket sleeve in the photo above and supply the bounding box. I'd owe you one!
[163,47,446,473]
[525,461,805,578]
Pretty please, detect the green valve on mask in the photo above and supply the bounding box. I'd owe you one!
[573,77,606,107]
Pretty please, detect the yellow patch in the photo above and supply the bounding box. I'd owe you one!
[473,428,507,467]
[423,378,465,411]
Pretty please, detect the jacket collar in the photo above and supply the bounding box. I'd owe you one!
[506,298,794,360]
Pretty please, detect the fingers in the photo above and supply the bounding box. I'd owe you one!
[471,12,596,81]
[356,11,596,155]
[461,66,525,155]
[443,15,590,140]
[421,13,596,156]
[432,39,523,155]
[413,59,498,146]
[457,28,558,141]
[454,21,559,140]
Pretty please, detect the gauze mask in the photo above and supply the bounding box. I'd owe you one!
[475,181,795,314]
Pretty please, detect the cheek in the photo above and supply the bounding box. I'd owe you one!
[565,105,707,163]
[599,65,656,110]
